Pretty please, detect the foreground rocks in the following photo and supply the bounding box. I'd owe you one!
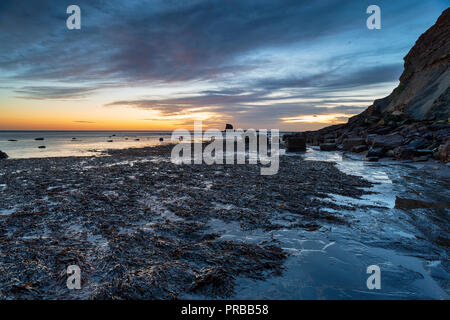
[301,9,450,162]
[0,151,8,160]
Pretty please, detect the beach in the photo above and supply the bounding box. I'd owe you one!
[0,142,448,299]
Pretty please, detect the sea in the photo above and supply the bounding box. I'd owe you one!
[0,131,174,159]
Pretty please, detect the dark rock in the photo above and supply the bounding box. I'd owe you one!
[395,197,448,210]
[342,138,365,151]
[365,134,377,145]
[439,140,450,162]
[364,157,379,162]
[393,146,415,160]
[351,145,367,153]
[320,143,337,151]
[408,138,429,149]
[366,147,383,157]
[38,146,46,149]
[385,149,395,158]
[8,139,17,142]
[159,138,164,142]
[0,150,8,159]
[34,137,44,141]
[285,136,306,152]
[372,133,404,150]
[225,124,233,130]
[107,140,113,142]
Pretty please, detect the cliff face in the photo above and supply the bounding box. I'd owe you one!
[367,7,450,121]
[299,8,450,162]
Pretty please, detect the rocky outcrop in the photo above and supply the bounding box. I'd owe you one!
[285,136,306,152]
[302,9,450,161]
[0,150,8,160]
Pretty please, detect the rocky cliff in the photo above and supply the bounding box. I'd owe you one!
[299,8,450,162]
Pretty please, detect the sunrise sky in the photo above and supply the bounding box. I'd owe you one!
[0,0,448,131]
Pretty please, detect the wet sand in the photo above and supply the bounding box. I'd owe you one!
[0,144,448,299]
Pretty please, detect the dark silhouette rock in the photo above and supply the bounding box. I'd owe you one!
[225,124,233,130]
[38,146,46,149]
[0,150,8,159]
[34,137,44,141]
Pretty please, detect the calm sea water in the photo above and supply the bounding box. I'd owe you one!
[0,131,173,159]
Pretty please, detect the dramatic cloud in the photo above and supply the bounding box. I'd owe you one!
[0,0,447,129]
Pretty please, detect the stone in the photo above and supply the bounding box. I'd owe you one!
[320,143,337,151]
[38,146,46,149]
[159,138,164,142]
[439,141,450,162]
[225,124,233,130]
[0,150,8,159]
[34,137,44,141]
[393,146,415,160]
[286,136,306,152]
[408,138,429,150]
[366,147,383,157]
[342,138,365,151]
[351,145,367,153]
[372,133,404,150]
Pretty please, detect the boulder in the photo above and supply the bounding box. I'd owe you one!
[393,146,415,160]
[320,143,337,151]
[38,146,46,149]
[0,150,8,160]
[225,124,234,130]
[34,137,44,141]
[285,136,306,152]
[366,147,383,157]
[439,141,450,162]
[342,138,365,151]
[351,145,367,153]
[407,138,429,150]
[372,133,404,150]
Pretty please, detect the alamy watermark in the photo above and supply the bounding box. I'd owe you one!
[170,121,284,176]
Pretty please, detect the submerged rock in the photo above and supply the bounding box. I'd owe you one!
[34,137,44,141]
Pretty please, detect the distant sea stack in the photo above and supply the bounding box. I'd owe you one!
[302,8,450,162]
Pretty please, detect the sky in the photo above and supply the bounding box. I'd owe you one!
[0,0,448,131]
